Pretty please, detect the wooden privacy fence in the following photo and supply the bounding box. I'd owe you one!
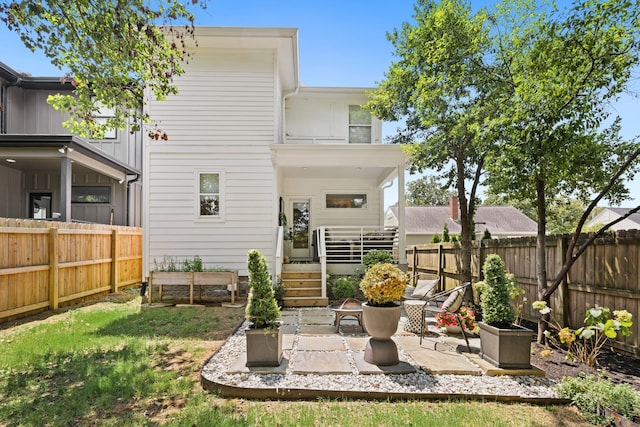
[407,229,640,356]
[0,218,143,323]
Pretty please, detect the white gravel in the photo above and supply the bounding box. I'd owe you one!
[201,309,560,399]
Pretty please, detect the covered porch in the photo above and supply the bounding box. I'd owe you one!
[271,143,409,305]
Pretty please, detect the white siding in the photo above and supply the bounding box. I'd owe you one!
[285,177,381,229]
[285,90,382,144]
[146,48,279,275]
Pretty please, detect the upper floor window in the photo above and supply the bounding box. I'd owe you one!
[198,172,221,217]
[348,105,371,144]
[92,105,117,139]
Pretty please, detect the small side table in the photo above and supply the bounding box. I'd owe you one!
[330,298,364,332]
[403,300,427,333]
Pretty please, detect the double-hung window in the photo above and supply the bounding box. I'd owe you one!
[198,172,222,218]
[348,105,372,144]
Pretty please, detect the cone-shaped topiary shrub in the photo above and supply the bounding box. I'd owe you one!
[245,249,280,329]
[480,254,515,328]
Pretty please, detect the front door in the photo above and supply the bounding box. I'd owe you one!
[30,193,52,219]
[289,199,311,259]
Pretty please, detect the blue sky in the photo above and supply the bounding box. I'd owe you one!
[1,0,638,206]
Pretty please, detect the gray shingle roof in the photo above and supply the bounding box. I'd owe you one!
[600,208,640,226]
[388,206,537,235]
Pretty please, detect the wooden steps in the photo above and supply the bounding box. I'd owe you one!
[281,269,328,307]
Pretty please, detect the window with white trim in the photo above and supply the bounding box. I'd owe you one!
[348,105,371,144]
[198,172,221,217]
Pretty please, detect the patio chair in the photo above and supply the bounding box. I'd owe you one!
[419,282,472,352]
[403,274,440,301]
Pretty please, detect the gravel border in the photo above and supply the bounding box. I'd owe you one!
[201,308,563,402]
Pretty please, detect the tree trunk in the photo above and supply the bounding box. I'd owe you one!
[456,158,473,285]
[535,178,550,343]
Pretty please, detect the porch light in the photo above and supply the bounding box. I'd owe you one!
[5,159,16,163]
[58,147,66,153]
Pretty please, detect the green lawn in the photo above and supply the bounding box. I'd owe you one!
[0,292,590,426]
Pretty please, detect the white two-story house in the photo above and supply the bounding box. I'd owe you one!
[144,27,408,305]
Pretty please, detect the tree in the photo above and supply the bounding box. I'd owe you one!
[367,0,503,284]
[405,176,455,206]
[483,0,640,341]
[0,0,204,139]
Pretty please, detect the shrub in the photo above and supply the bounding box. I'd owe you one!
[245,249,280,329]
[431,233,441,243]
[480,254,515,327]
[532,302,633,367]
[558,374,640,425]
[332,277,356,300]
[362,249,392,270]
[359,263,407,306]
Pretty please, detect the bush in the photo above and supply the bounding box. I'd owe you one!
[480,254,515,327]
[359,263,407,306]
[362,249,392,270]
[558,374,640,425]
[331,277,356,300]
[245,249,280,329]
[533,302,633,367]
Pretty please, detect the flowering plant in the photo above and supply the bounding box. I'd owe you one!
[533,301,633,367]
[435,306,479,334]
[359,263,407,306]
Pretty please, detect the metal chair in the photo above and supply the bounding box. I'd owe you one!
[419,282,472,352]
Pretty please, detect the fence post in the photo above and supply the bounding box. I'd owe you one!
[559,235,571,327]
[111,229,119,293]
[437,243,444,287]
[49,228,59,310]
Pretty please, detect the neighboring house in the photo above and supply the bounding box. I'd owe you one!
[586,207,640,231]
[385,197,537,247]
[0,62,142,226]
[144,27,408,302]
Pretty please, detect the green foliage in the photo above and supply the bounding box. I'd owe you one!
[480,254,516,327]
[273,279,285,308]
[331,277,357,300]
[558,374,640,425]
[405,175,455,206]
[0,0,205,139]
[481,229,492,240]
[362,249,392,270]
[533,302,633,367]
[431,233,442,243]
[245,249,280,329]
[366,0,495,283]
[182,255,203,272]
[442,223,450,242]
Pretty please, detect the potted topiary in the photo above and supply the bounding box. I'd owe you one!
[245,249,282,367]
[478,254,533,369]
[359,262,407,365]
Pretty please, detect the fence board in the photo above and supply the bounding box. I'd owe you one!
[407,230,640,356]
[0,218,142,323]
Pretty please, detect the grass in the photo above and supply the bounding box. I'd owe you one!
[0,292,592,426]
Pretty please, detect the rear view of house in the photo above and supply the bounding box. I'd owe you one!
[144,27,408,303]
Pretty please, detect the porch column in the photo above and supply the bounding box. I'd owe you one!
[59,157,72,222]
[397,165,407,267]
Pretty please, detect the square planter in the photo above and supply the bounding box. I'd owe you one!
[245,326,283,367]
[478,322,533,369]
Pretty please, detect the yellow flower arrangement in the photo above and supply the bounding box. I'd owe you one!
[359,263,407,306]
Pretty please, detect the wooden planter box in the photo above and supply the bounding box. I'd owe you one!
[149,271,238,305]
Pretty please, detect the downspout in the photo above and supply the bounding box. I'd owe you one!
[125,173,140,226]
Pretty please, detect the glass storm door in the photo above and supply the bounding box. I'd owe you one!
[289,199,311,259]
[30,193,52,219]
